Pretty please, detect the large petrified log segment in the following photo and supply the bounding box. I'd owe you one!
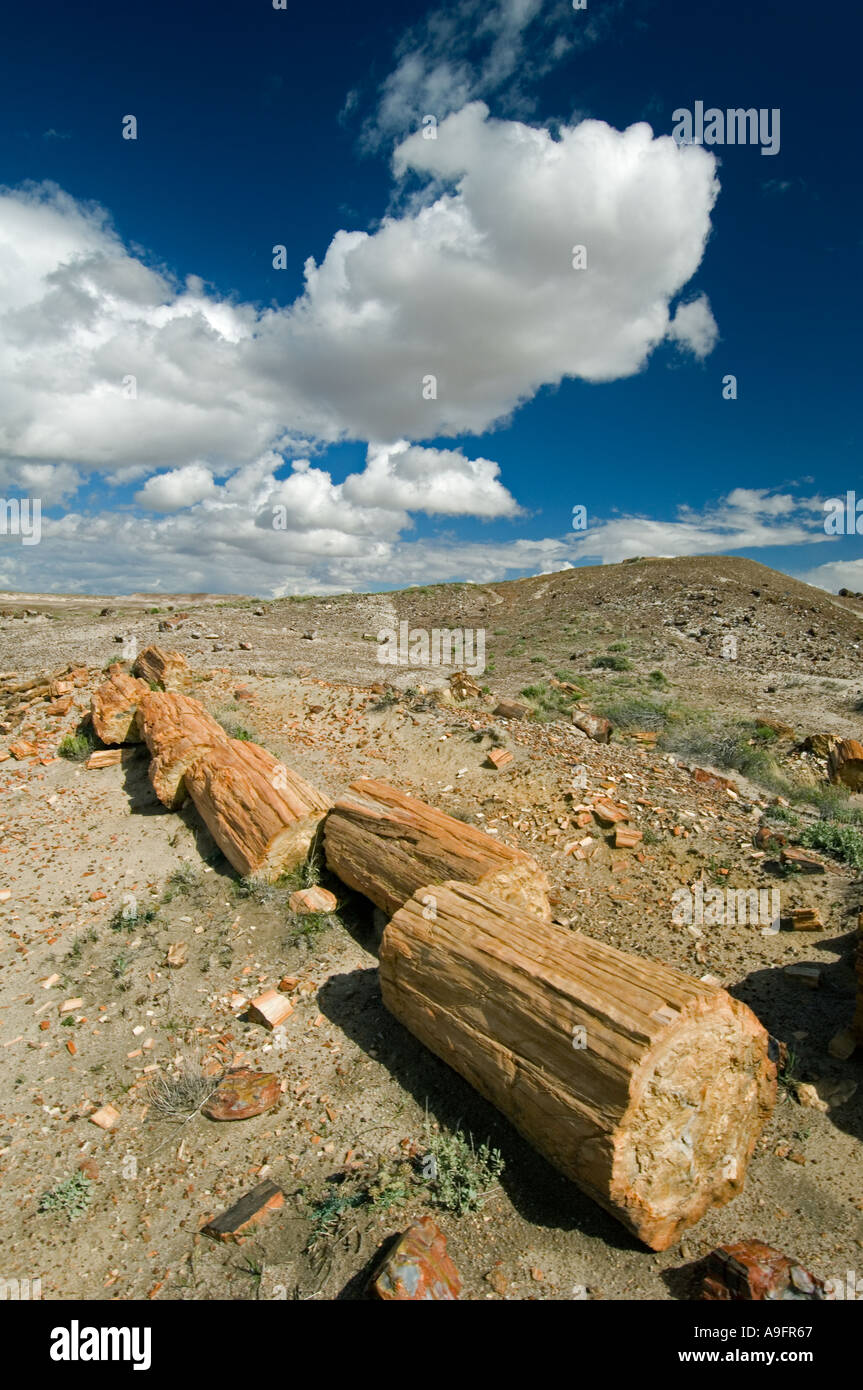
[185,739,331,880]
[90,671,151,745]
[828,738,863,791]
[379,882,776,1252]
[323,778,551,920]
[132,644,190,691]
[136,690,228,809]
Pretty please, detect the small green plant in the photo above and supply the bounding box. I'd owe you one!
[778,1048,799,1097]
[796,821,863,870]
[58,731,96,761]
[591,654,631,671]
[421,1127,504,1215]
[39,1170,93,1221]
[109,903,156,932]
[163,864,201,901]
[111,953,130,980]
[648,670,669,688]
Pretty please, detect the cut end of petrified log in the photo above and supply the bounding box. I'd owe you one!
[380,881,775,1252]
[132,644,190,691]
[610,991,776,1250]
[185,738,331,880]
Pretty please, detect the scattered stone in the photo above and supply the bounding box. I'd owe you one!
[572,712,612,743]
[781,847,826,874]
[202,1180,284,1241]
[783,963,821,989]
[89,1103,121,1131]
[828,1027,857,1061]
[613,826,642,849]
[369,1217,461,1300]
[754,825,787,852]
[165,942,188,968]
[691,767,736,792]
[202,1067,280,1121]
[780,908,824,932]
[493,700,532,720]
[86,749,124,770]
[796,1083,829,1113]
[701,1241,825,1300]
[238,641,252,651]
[289,886,337,915]
[247,989,294,1030]
[449,670,481,701]
[9,739,38,760]
[592,798,628,826]
[487,748,513,769]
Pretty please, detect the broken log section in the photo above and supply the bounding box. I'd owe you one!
[380,881,776,1251]
[90,670,150,745]
[132,644,190,691]
[828,739,863,791]
[135,690,229,809]
[185,738,331,880]
[323,778,551,920]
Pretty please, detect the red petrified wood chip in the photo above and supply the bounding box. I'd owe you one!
[701,1241,825,1300]
[202,1067,281,1121]
[369,1216,461,1300]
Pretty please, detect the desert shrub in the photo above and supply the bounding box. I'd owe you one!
[421,1128,504,1216]
[58,730,96,761]
[796,821,863,869]
[592,654,631,671]
[216,708,255,740]
[146,1057,216,1121]
[39,1171,93,1221]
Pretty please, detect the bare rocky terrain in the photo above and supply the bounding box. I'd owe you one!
[1,554,862,1301]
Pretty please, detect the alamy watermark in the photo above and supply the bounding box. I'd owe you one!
[0,497,41,545]
[672,102,780,156]
[824,493,863,534]
[377,622,486,679]
[672,884,781,930]
[0,1275,41,1299]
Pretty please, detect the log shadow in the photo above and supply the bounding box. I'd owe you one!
[317,966,642,1253]
[335,1232,399,1300]
[726,930,862,1145]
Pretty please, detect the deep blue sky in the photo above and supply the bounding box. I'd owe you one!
[1,0,861,593]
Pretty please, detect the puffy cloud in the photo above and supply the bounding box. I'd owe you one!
[0,112,719,479]
[135,462,217,512]
[0,485,835,599]
[667,294,719,358]
[343,442,522,517]
[254,106,720,440]
[359,0,619,149]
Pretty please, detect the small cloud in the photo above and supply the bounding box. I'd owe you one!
[42,129,72,142]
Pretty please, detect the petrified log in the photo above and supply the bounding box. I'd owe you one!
[185,739,331,880]
[323,778,551,920]
[828,738,863,790]
[132,644,189,691]
[135,690,228,809]
[90,670,150,744]
[572,711,613,743]
[379,881,776,1251]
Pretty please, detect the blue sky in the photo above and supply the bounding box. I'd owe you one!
[0,0,860,595]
